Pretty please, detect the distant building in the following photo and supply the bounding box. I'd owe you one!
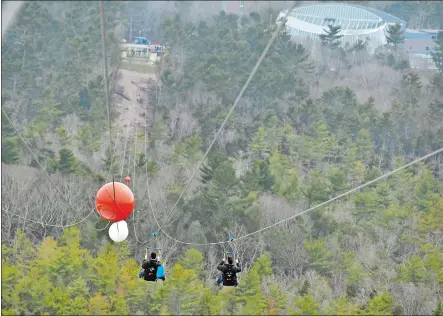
[404,29,439,70]
[135,37,151,45]
[278,3,406,53]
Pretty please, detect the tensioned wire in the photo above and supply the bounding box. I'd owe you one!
[1,108,111,230]
[147,142,442,245]
[141,0,443,245]
[0,1,123,231]
[163,1,300,224]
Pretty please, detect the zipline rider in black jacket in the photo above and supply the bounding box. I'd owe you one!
[217,255,241,287]
[141,252,163,282]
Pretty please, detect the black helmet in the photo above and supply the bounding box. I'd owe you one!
[227,256,233,264]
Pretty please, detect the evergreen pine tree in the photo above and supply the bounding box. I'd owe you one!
[299,280,310,296]
[352,39,367,52]
[145,160,159,175]
[386,24,405,46]
[366,291,395,315]
[200,151,228,183]
[397,255,426,284]
[294,294,319,315]
[1,110,16,138]
[1,138,21,164]
[58,148,79,175]
[183,135,202,164]
[319,25,343,48]
[328,168,347,195]
[433,301,443,316]
[136,152,147,168]
[56,126,71,147]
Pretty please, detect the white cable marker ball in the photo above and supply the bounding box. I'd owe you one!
[118,220,128,229]
[109,220,129,242]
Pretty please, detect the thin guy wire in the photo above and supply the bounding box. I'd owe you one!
[105,133,121,185]
[147,147,443,245]
[1,1,119,231]
[131,126,153,244]
[99,0,115,200]
[1,108,99,228]
[105,126,155,244]
[130,97,158,245]
[165,1,299,220]
[131,124,156,245]
[119,126,131,181]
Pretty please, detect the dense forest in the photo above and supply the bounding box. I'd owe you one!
[2,1,443,315]
[377,1,443,29]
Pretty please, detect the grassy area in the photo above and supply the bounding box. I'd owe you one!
[119,61,157,74]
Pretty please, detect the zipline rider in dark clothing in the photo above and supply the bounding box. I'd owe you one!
[141,252,163,282]
[217,255,241,287]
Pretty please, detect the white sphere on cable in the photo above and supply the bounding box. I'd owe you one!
[108,220,129,242]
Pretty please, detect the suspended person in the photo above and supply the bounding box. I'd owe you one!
[216,271,223,286]
[217,255,241,287]
[139,252,165,282]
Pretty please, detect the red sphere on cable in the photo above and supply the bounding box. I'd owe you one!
[125,176,131,184]
[95,182,135,222]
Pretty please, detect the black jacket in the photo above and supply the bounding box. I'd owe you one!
[142,259,161,281]
[217,261,241,286]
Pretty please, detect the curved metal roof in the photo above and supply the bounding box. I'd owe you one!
[292,4,381,21]
[287,3,406,31]
[351,4,407,26]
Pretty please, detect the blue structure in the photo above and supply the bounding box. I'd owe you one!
[157,265,165,279]
[135,37,150,45]
[405,30,439,41]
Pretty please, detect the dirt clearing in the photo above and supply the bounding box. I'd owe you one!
[112,68,157,133]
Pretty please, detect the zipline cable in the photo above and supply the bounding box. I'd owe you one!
[99,0,116,201]
[119,125,132,182]
[1,109,97,227]
[145,1,443,246]
[164,1,299,221]
[142,133,229,246]
[131,121,161,245]
[109,124,157,245]
[1,108,112,231]
[148,146,443,245]
[105,132,121,189]
[128,94,163,245]
[1,1,119,231]
[131,125,155,245]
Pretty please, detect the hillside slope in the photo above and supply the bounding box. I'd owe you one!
[1,2,443,315]
[112,68,157,133]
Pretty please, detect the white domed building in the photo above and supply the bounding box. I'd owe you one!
[278,3,406,53]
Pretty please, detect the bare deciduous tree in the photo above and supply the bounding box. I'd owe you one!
[390,283,434,315]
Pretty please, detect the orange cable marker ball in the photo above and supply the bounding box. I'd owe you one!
[95,182,135,222]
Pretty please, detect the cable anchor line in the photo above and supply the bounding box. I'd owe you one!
[147,143,442,245]
[99,0,116,200]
